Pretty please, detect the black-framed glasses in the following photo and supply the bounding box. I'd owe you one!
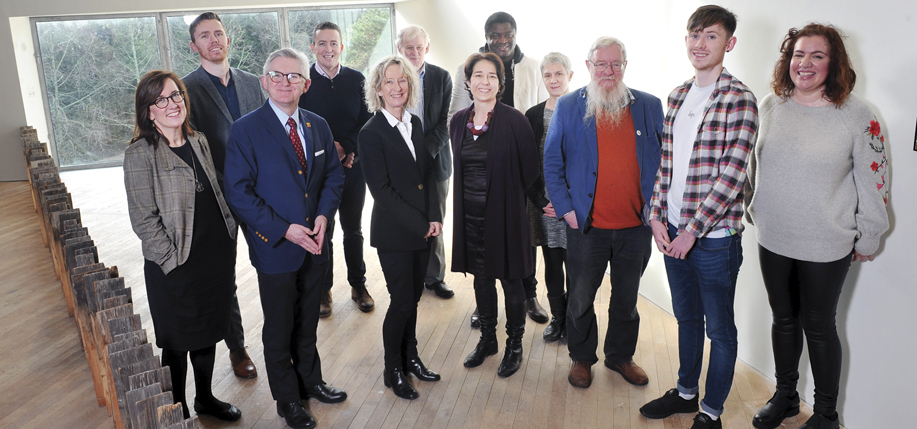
[152,90,185,108]
[589,61,625,72]
[267,71,306,84]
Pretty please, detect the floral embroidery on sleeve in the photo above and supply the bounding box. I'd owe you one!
[864,118,888,204]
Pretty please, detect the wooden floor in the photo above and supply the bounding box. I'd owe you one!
[0,168,833,429]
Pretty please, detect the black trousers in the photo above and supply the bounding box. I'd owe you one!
[324,162,367,290]
[257,256,325,402]
[474,277,526,320]
[522,246,569,299]
[378,247,430,371]
[759,245,852,416]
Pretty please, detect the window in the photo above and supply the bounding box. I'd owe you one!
[288,7,394,75]
[32,5,394,170]
[35,17,161,168]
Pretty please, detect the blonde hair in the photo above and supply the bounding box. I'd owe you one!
[365,55,420,112]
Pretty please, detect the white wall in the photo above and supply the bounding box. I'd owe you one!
[3,1,915,427]
[396,1,915,429]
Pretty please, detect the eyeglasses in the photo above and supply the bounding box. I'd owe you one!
[267,71,306,84]
[589,61,625,72]
[152,90,185,109]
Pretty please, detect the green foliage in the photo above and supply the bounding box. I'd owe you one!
[345,9,389,73]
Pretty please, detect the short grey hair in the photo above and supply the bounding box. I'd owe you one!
[396,25,430,48]
[587,36,627,62]
[541,52,572,74]
[262,48,310,77]
[364,55,421,113]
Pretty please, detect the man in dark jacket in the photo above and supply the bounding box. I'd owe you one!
[397,25,454,299]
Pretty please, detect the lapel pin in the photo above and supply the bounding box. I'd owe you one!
[306,122,311,128]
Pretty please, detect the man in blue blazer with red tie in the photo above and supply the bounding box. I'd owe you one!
[224,48,346,429]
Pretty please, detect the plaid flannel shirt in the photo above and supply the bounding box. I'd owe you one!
[649,68,758,237]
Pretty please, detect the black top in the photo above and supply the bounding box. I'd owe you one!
[143,143,235,351]
[299,64,372,156]
[205,70,242,121]
[461,130,489,276]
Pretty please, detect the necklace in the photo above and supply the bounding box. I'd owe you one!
[466,107,494,136]
[186,140,204,193]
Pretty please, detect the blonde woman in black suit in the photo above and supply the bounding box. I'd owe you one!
[360,55,443,400]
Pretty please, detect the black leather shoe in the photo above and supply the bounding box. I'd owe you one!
[351,284,375,312]
[304,383,347,403]
[276,401,316,429]
[193,397,242,421]
[425,281,454,299]
[470,307,480,328]
[543,295,567,342]
[798,412,840,429]
[383,368,419,400]
[405,357,440,382]
[463,338,498,368]
[753,391,800,429]
[524,297,549,323]
[640,388,699,419]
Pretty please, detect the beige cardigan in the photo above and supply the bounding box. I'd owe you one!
[124,133,236,274]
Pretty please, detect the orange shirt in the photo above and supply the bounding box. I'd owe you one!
[590,109,644,230]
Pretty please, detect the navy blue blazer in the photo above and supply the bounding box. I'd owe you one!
[224,101,345,273]
[543,87,664,232]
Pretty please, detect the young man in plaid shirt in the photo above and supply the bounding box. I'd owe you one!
[639,5,758,429]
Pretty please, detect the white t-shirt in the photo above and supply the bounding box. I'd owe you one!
[668,82,727,238]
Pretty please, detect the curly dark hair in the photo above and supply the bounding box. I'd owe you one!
[131,70,194,146]
[463,52,505,101]
[771,23,856,106]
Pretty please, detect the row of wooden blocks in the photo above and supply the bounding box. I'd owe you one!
[20,126,197,429]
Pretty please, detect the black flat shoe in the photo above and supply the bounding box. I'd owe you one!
[405,357,440,382]
[753,391,800,429]
[304,383,347,403]
[425,281,454,299]
[384,368,419,400]
[276,401,316,429]
[193,397,242,422]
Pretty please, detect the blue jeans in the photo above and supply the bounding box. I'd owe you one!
[566,225,652,365]
[664,226,742,417]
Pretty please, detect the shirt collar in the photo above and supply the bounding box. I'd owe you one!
[268,98,299,129]
[315,63,342,79]
[380,108,412,127]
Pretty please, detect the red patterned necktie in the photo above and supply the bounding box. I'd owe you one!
[287,117,308,176]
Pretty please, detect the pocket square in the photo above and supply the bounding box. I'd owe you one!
[314,149,324,156]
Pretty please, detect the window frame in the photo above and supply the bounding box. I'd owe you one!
[31,4,395,171]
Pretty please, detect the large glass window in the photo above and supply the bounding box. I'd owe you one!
[32,5,394,170]
[167,11,281,80]
[35,17,161,168]
[288,7,394,75]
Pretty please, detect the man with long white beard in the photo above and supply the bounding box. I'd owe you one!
[543,36,664,389]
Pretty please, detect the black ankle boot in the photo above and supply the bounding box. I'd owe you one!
[497,300,525,377]
[464,316,498,368]
[753,391,799,429]
[543,294,567,342]
[383,368,419,400]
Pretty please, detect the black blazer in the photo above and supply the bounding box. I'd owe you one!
[421,63,453,182]
[360,111,442,251]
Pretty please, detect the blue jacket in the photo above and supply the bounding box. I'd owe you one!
[224,101,345,273]
[543,87,664,232]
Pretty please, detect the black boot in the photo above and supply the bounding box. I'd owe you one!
[753,391,800,429]
[464,315,497,368]
[543,294,567,342]
[383,367,419,400]
[497,300,525,377]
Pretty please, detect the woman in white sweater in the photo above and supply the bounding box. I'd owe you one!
[745,24,889,429]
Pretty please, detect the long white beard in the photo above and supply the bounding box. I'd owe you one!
[585,78,629,125]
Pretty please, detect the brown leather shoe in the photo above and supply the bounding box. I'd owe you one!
[568,361,593,388]
[319,290,332,318]
[606,360,649,386]
[230,348,258,379]
[351,284,375,312]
